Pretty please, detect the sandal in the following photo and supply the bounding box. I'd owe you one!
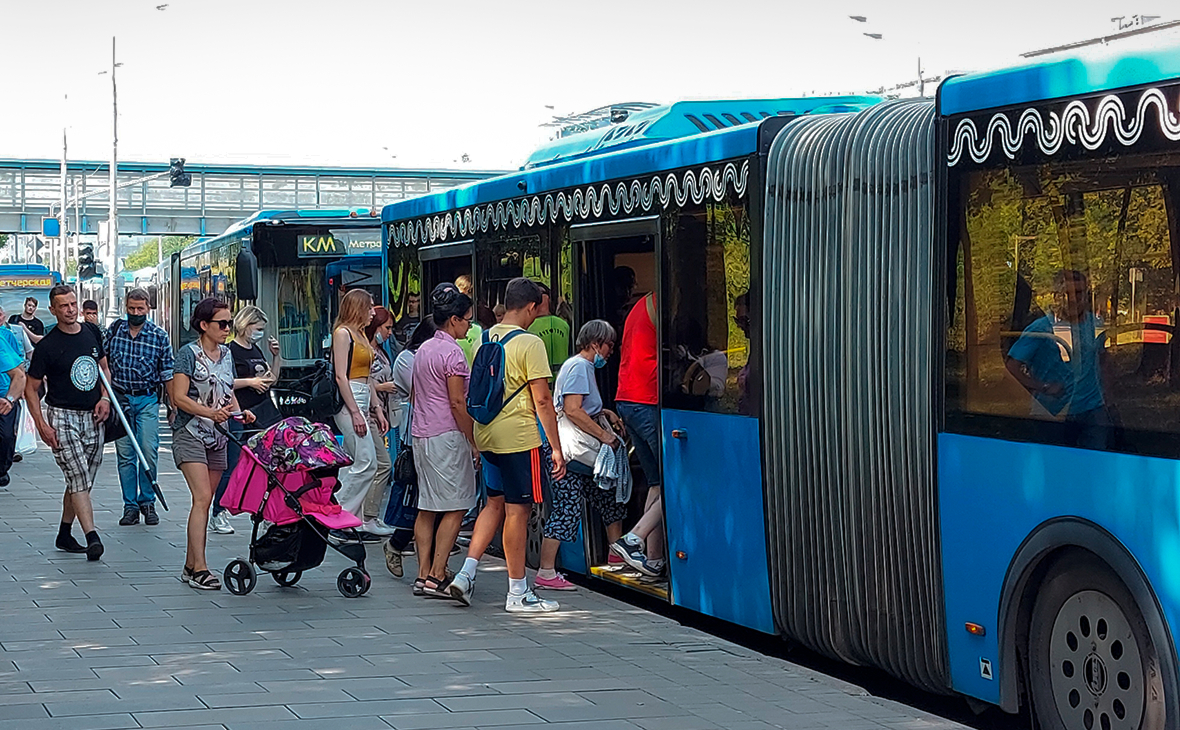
[423,576,454,599]
[188,570,222,591]
[179,565,194,584]
[412,578,426,596]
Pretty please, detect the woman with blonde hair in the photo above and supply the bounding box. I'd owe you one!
[209,305,283,535]
[332,289,378,525]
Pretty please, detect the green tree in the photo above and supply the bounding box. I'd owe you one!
[123,235,195,271]
[0,234,8,252]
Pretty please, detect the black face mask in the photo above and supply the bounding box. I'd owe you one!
[127,313,147,327]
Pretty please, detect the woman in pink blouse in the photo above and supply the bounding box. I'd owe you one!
[409,283,478,597]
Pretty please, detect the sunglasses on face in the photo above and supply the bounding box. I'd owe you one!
[210,319,232,329]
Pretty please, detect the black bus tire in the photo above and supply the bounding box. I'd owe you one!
[1028,553,1169,730]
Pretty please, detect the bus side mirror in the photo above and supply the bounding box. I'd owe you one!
[236,249,259,301]
[148,284,159,310]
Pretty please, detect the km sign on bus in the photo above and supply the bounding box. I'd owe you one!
[298,232,382,257]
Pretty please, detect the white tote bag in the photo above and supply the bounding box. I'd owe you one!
[556,411,614,468]
[16,403,37,455]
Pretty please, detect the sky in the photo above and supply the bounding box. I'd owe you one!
[0,0,1171,172]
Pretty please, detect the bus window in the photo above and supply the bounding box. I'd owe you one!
[661,199,753,416]
[475,234,550,322]
[947,155,1180,457]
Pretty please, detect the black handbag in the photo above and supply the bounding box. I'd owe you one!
[102,391,130,444]
[393,442,417,485]
[307,335,353,423]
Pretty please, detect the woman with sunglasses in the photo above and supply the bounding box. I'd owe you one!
[170,297,255,590]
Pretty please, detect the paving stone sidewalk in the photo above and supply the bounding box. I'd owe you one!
[0,437,969,730]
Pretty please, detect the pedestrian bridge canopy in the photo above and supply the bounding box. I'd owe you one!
[0,159,501,237]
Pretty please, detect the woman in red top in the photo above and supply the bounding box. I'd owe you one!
[609,293,665,577]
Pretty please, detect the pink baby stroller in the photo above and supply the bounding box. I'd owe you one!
[218,417,372,597]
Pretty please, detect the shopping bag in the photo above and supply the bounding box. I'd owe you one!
[16,404,37,455]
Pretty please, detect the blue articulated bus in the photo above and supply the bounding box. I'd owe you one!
[382,43,1180,729]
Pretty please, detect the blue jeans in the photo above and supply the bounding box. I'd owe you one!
[115,394,160,509]
[212,419,244,517]
[616,401,661,488]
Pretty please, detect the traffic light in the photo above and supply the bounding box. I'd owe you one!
[169,157,192,188]
[78,242,97,280]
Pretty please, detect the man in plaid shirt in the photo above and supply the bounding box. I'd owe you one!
[104,288,174,527]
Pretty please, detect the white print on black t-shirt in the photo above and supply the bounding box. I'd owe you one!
[70,355,99,391]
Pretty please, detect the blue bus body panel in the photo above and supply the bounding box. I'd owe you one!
[939,432,1180,702]
[661,410,775,634]
[381,125,760,226]
[557,523,588,577]
[940,40,1180,115]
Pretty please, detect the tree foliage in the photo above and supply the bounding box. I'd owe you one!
[124,235,195,271]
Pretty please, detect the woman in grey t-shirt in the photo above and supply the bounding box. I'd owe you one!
[536,320,628,591]
[169,298,255,590]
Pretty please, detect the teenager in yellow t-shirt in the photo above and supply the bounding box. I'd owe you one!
[448,277,567,613]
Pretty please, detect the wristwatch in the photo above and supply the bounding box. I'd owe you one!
[3,395,13,405]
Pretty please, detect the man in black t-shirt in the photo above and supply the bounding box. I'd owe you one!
[25,285,114,561]
[9,296,45,341]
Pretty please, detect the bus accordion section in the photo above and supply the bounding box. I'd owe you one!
[761,100,947,693]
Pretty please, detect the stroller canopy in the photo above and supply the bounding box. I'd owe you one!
[247,417,353,473]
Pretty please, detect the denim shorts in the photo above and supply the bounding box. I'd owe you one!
[616,401,661,488]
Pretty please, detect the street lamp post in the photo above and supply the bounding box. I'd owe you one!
[107,36,119,318]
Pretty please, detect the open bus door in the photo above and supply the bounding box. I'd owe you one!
[568,217,669,600]
[413,241,474,347]
[419,240,474,297]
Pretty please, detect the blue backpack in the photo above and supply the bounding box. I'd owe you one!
[467,329,529,425]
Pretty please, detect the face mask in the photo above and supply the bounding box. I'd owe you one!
[249,330,265,343]
[374,332,385,344]
[127,313,147,327]
[593,353,607,369]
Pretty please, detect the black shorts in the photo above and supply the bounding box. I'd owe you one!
[482,448,544,505]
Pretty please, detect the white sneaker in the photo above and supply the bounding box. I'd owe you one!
[362,519,396,536]
[506,589,559,613]
[210,512,234,534]
[449,570,475,607]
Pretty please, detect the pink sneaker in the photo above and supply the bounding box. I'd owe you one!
[608,553,625,565]
[534,573,577,591]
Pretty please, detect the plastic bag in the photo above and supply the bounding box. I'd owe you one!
[16,404,37,455]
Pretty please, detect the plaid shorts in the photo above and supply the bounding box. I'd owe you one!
[46,406,105,494]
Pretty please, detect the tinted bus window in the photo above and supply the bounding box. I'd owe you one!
[946,154,1180,456]
[662,196,753,415]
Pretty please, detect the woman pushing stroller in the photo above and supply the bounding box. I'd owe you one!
[170,298,256,591]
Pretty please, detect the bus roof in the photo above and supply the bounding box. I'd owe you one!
[382,96,882,227]
[940,36,1180,115]
[524,97,881,170]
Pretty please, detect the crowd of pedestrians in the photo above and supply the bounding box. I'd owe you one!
[11,269,667,612]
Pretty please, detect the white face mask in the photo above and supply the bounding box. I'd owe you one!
[249,329,265,343]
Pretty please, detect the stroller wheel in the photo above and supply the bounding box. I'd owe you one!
[337,567,370,598]
[224,560,256,595]
[273,570,302,587]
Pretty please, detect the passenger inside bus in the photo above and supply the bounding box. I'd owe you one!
[528,283,571,376]
[393,292,421,347]
[1005,269,1114,449]
[454,276,482,365]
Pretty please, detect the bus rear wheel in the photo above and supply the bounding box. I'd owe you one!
[1029,554,1167,730]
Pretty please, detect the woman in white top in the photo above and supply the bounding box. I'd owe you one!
[381,319,434,578]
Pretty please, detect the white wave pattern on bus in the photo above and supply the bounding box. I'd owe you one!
[948,86,1180,166]
[389,160,749,247]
